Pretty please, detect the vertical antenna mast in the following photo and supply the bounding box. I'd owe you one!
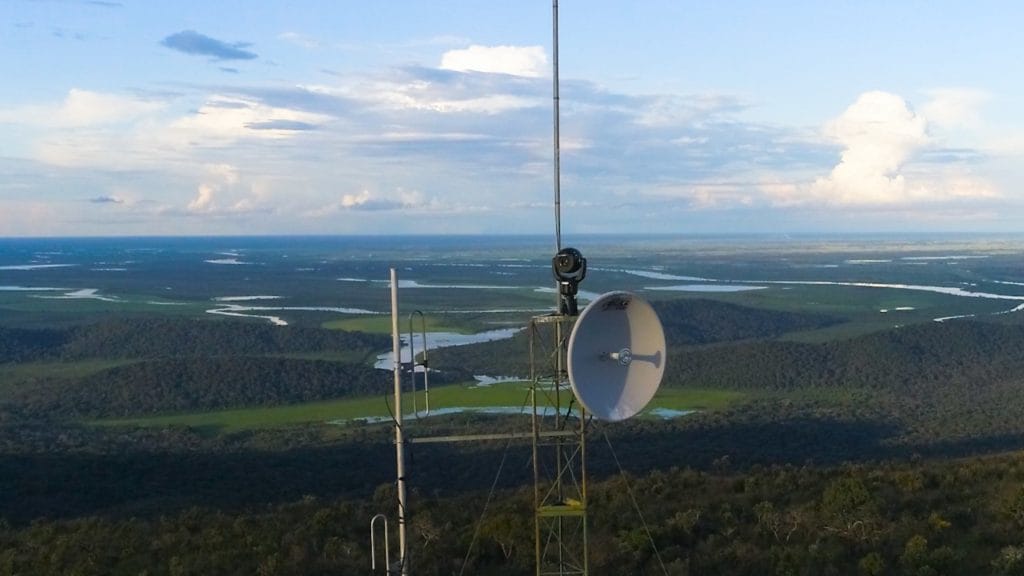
[552,0,562,254]
[390,268,409,576]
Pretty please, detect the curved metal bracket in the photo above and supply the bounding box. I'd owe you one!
[408,310,430,418]
[370,513,390,572]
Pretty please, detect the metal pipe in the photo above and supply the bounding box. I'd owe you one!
[390,269,409,575]
[370,514,390,573]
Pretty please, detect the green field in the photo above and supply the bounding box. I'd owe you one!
[91,383,745,433]
[0,359,138,388]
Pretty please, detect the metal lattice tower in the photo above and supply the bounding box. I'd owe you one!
[530,313,588,576]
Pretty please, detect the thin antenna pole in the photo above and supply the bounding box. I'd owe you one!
[390,268,409,575]
[552,0,562,253]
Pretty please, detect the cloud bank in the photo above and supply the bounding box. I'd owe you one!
[0,37,1007,235]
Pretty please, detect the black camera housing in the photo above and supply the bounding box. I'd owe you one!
[552,247,587,316]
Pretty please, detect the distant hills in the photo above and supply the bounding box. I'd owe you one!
[0,318,389,363]
[667,319,1024,392]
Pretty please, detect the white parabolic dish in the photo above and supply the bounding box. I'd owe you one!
[567,291,667,421]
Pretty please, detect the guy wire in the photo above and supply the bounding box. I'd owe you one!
[602,430,669,575]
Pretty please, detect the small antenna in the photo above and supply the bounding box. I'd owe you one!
[552,0,562,254]
[389,269,409,575]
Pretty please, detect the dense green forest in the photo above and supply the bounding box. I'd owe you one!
[6,297,1024,574]
[0,318,390,363]
[666,320,1024,392]
[0,318,402,419]
[8,357,392,418]
[7,452,1024,575]
[0,300,838,420]
[652,298,841,345]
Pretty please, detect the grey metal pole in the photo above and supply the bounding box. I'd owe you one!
[390,268,409,575]
[553,0,562,255]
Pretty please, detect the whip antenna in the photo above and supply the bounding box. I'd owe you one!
[553,0,562,253]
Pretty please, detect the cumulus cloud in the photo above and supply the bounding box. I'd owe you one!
[440,45,547,78]
[4,43,1005,235]
[187,164,240,213]
[188,184,216,212]
[161,30,257,61]
[811,91,928,204]
[631,89,997,217]
[808,90,996,206]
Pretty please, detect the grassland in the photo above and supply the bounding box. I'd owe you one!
[0,359,138,388]
[90,383,746,433]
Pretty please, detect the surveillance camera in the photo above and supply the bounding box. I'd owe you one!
[552,247,587,316]
[553,247,585,280]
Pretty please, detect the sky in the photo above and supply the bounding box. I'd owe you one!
[1,0,1023,237]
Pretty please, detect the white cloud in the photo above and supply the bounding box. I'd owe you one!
[306,188,491,217]
[58,89,164,127]
[643,182,758,209]
[314,77,539,115]
[337,189,428,211]
[0,89,164,128]
[208,163,239,185]
[812,91,927,205]
[340,190,373,209]
[187,164,243,213]
[440,45,547,78]
[757,179,803,206]
[167,95,328,145]
[188,184,216,212]
[920,88,989,130]
[636,93,746,128]
[19,90,329,170]
[811,90,995,205]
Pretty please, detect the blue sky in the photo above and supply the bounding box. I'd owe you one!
[1,0,1022,236]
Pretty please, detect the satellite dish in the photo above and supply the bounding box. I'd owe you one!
[567,291,666,422]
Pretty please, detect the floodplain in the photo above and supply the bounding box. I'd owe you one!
[6,234,1024,574]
